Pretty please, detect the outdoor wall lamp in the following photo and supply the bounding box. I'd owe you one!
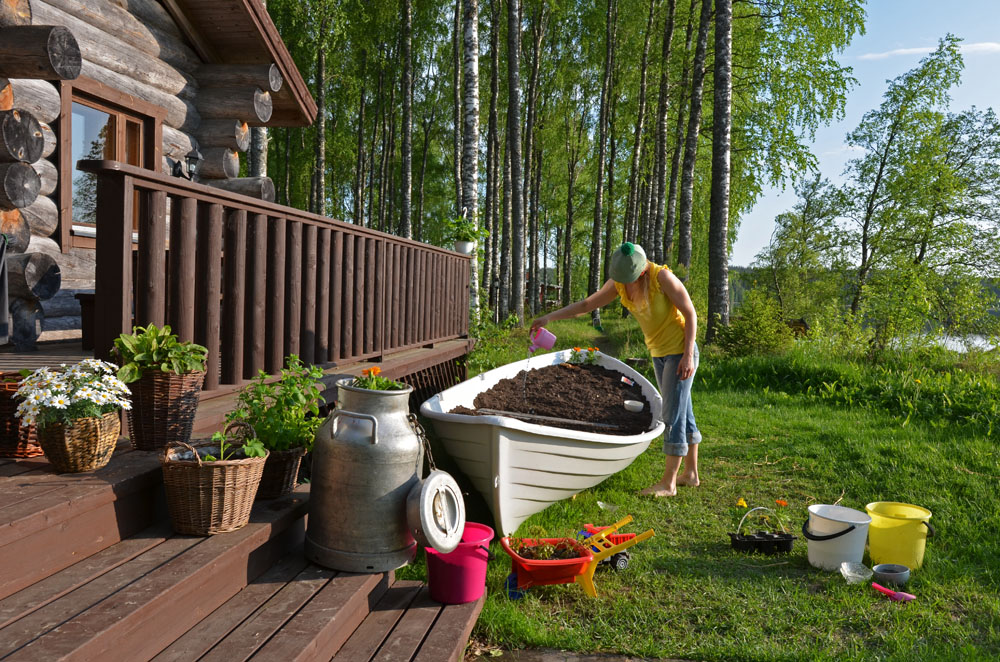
[173,148,203,180]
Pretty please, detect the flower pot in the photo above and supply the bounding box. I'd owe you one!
[256,446,306,499]
[127,370,205,451]
[0,372,40,458]
[499,537,593,589]
[36,412,120,473]
[454,240,475,255]
[730,506,795,555]
[161,439,268,535]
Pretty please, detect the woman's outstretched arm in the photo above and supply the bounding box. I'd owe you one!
[528,279,618,335]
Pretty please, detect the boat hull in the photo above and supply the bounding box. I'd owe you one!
[420,350,665,535]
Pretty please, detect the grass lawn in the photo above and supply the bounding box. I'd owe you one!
[419,316,999,662]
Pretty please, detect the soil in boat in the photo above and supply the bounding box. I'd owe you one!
[450,363,653,435]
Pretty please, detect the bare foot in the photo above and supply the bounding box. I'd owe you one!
[639,482,677,497]
[677,474,700,487]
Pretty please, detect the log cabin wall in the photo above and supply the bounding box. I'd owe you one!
[0,0,290,350]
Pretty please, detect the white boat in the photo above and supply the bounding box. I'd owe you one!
[419,349,665,535]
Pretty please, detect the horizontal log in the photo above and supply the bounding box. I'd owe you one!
[20,194,57,237]
[196,119,250,152]
[0,161,40,209]
[0,26,82,80]
[31,2,197,100]
[197,64,283,93]
[27,234,96,284]
[78,60,199,132]
[35,0,200,72]
[0,208,29,252]
[40,288,83,317]
[32,157,56,196]
[10,296,44,351]
[162,124,197,162]
[0,0,30,27]
[38,121,55,158]
[196,87,272,124]
[8,250,61,300]
[0,108,43,163]
[203,177,275,202]
[196,147,240,180]
[7,78,60,124]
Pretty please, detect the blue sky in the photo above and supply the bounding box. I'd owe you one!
[730,0,1000,267]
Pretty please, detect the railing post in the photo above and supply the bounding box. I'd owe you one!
[168,196,198,343]
[93,170,134,361]
[195,203,223,390]
[136,189,167,327]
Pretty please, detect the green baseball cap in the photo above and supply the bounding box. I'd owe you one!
[609,242,647,283]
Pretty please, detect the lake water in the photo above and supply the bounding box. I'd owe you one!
[939,335,995,352]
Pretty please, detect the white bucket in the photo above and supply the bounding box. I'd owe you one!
[802,504,871,571]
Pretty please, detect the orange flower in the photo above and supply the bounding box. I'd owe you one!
[362,366,382,378]
[775,499,788,507]
[573,347,581,352]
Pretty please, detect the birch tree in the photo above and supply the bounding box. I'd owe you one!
[507,0,525,322]
[706,0,732,343]
[461,0,480,317]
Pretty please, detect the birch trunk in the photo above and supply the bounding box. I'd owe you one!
[706,0,733,342]
[651,0,677,264]
[665,0,696,263]
[462,0,480,316]
[400,0,413,238]
[452,0,463,218]
[590,0,617,328]
[507,0,524,322]
[677,0,712,274]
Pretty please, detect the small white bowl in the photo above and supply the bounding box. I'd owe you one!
[623,400,643,413]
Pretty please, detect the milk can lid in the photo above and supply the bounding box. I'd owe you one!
[407,470,466,554]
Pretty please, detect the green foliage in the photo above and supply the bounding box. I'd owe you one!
[202,430,267,462]
[714,290,794,357]
[443,214,481,243]
[227,355,324,452]
[113,324,208,384]
[567,346,599,365]
[351,366,408,391]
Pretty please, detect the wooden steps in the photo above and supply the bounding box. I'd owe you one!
[0,448,483,661]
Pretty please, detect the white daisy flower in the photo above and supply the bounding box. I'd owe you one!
[48,395,70,409]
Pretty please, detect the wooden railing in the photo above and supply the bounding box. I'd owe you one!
[79,160,471,391]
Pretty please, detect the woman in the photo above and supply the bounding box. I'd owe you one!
[529,242,700,497]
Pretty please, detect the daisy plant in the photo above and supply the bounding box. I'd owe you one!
[352,366,407,391]
[15,359,132,428]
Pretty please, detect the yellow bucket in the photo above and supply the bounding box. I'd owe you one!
[865,502,936,569]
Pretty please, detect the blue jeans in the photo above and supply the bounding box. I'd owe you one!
[653,345,700,456]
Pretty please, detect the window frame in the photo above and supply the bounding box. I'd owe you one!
[58,77,164,251]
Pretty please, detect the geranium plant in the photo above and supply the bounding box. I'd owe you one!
[113,323,208,384]
[227,355,324,452]
[15,359,132,428]
[569,346,600,365]
[444,214,480,243]
[352,366,407,391]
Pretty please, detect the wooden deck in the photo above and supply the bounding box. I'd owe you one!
[0,445,483,661]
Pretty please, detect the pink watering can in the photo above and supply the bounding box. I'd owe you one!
[529,327,556,353]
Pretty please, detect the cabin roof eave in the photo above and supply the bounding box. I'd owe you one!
[161,0,318,127]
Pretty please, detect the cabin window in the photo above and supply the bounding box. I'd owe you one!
[58,77,164,250]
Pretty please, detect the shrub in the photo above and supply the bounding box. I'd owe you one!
[714,291,794,357]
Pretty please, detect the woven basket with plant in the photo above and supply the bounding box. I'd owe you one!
[13,359,131,473]
[1,371,40,458]
[227,355,323,500]
[160,422,268,535]
[114,324,208,451]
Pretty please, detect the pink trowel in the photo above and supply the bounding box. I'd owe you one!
[872,582,916,602]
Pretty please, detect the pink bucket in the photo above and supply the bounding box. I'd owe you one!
[426,522,494,604]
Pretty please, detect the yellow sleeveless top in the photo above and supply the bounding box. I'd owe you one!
[614,262,686,357]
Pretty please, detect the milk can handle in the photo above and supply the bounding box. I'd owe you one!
[801,520,855,541]
[332,409,379,444]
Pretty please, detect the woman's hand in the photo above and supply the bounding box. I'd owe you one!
[677,352,695,380]
[529,315,550,337]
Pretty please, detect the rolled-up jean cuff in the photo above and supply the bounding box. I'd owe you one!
[662,431,700,456]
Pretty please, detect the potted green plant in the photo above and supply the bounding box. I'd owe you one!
[113,323,208,451]
[227,355,324,499]
[445,214,479,255]
[14,359,132,473]
[160,422,268,535]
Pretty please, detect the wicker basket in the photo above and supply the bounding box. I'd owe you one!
[36,412,120,473]
[256,446,306,500]
[161,438,269,535]
[127,370,205,451]
[0,373,41,458]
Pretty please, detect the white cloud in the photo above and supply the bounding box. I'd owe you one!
[858,42,1000,60]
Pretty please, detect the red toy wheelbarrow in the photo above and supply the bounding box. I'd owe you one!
[500,515,654,597]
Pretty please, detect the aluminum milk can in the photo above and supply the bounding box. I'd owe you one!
[306,376,464,573]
